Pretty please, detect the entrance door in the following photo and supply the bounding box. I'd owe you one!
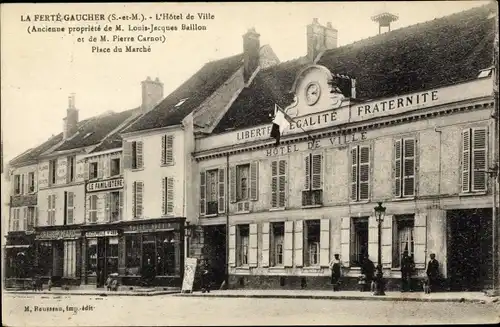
[96,238,106,287]
[142,237,156,284]
[204,225,227,289]
[447,209,492,291]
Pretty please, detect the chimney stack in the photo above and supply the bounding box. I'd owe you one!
[243,27,261,82]
[306,18,338,62]
[63,93,79,140]
[141,77,164,113]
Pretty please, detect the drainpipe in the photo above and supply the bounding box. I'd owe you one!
[433,127,442,277]
[225,153,230,288]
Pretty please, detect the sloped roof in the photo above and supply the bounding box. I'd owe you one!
[55,108,138,151]
[123,53,245,134]
[213,3,496,134]
[9,134,64,167]
[90,112,143,153]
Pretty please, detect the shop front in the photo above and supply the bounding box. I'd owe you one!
[4,232,36,287]
[82,229,121,287]
[34,227,83,286]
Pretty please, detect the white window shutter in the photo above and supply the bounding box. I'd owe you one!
[166,135,174,165]
[382,215,393,268]
[293,220,303,267]
[229,166,237,203]
[368,216,378,263]
[393,139,402,197]
[167,177,174,214]
[403,138,416,197]
[284,221,294,267]
[84,161,89,181]
[413,213,427,269]
[161,135,166,165]
[350,147,358,201]
[461,129,471,193]
[119,191,124,220]
[136,141,144,169]
[67,192,74,224]
[123,141,132,170]
[271,161,278,208]
[249,223,258,267]
[471,127,487,192]
[250,161,259,201]
[132,182,137,218]
[312,154,322,190]
[137,181,144,217]
[304,155,310,190]
[104,192,110,222]
[340,217,351,267]
[97,161,103,179]
[229,225,236,267]
[278,160,287,208]
[261,222,270,267]
[359,146,370,201]
[319,218,330,267]
[162,177,166,215]
[200,171,206,215]
[23,207,27,231]
[86,194,91,223]
[218,168,226,214]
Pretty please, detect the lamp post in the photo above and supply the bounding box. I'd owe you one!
[374,202,386,296]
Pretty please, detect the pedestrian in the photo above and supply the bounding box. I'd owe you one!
[329,254,342,291]
[400,251,415,292]
[426,253,440,293]
[200,260,211,293]
[361,255,375,292]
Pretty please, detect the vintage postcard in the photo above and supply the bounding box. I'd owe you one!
[1,1,499,326]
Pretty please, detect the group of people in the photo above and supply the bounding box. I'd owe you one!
[329,253,441,293]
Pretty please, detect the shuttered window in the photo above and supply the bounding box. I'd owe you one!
[161,135,174,165]
[131,141,144,169]
[133,181,144,218]
[231,162,259,212]
[302,153,323,206]
[394,138,416,198]
[461,127,488,193]
[200,168,226,216]
[89,194,98,223]
[47,194,56,225]
[200,171,206,215]
[271,160,287,208]
[12,208,20,231]
[66,191,75,224]
[162,177,174,215]
[351,145,371,202]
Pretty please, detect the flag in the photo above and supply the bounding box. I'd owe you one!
[270,104,292,146]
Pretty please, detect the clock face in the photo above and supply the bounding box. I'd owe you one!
[305,82,321,106]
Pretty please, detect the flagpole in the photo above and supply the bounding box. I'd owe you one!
[275,104,316,144]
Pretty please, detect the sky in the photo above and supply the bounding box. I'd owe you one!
[0,1,492,164]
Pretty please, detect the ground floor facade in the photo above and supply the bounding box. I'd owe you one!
[4,232,36,283]
[196,198,495,292]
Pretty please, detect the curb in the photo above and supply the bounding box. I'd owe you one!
[174,293,494,304]
[4,290,181,297]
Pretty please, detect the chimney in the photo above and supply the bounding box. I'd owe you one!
[63,93,79,140]
[307,18,338,62]
[243,27,261,82]
[141,76,164,113]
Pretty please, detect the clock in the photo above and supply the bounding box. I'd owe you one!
[305,82,321,106]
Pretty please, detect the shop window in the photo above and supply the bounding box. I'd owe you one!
[13,175,21,195]
[38,242,53,276]
[28,172,35,193]
[63,240,76,278]
[88,195,98,223]
[271,222,284,267]
[110,158,121,177]
[156,232,180,276]
[392,215,415,268]
[237,225,249,266]
[106,237,119,275]
[304,220,320,266]
[87,239,98,277]
[49,159,57,186]
[302,154,323,206]
[350,217,369,267]
[67,155,76,183]
[125,234,141,275]
[89,162,98,180]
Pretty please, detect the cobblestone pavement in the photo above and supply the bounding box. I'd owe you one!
[2,293,499,326]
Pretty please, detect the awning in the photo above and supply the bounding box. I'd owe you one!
[5,245,30,248]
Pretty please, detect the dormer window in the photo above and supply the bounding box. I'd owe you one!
[477,68,493,79]
[83,132,94,139]
[175,98,188,107]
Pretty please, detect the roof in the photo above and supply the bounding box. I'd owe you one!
[9,133,64,167]
[90,113,143,153]
[213,3,496,133]
[55,108,138,151]
[123,53,245,134]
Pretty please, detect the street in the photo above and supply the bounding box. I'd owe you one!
[2,293,499,326]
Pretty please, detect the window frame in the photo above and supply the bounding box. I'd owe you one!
[304,219,321,267]
[89,161,99,180]
[392,215,415,269]
[67,156,76,183]
[350,144,371,202]
[13,174,21,195]
[461,126,488,194]
[49,159,57,186]
[350,217,369,267]
[88,194,98,223]
[28,172,35,193]
[302,153,323,207]
[271,222,285,267]
[237,225,250,267]
[236,164,250,202]
[271,159,287,209]
[110,157,121,177]
[47,194,56,226]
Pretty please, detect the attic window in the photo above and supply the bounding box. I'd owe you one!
[83,132,94,139]
[175,98,188,107]
[477,68,493,79]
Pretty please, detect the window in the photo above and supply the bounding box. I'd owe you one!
[125,235,141,275]
[27,206,36,230]
[109,191,122,222]
[67,156,76,183]
[65,191,75,225]
[63,240,76,278]
[133,181,144,218]
[304,220,320,266]
[106,238,119,274]
[237,225,249,266]
[462,127,488,193]
[392,215,415,268]
[161,135,174,165]
[49,159,57,186]
[47,194,56,225]
[302,153,323,206]
[237,164,250,201]
[13,175,21,195]
[157,231,181,276]
[394,138,416,198]
[351,145,371,202]
[271,222,284,266]
[11,208,20,231]
[271,160,287,208]
[38,242,53,276]
[131,141,143,169]
[28,172,35,193]
[88,194,98,223]
[200,168,226,216]
[230,162,258,211]
[175,98,188,107]
[162,177,174,215]
[110,158,121,176]
[89,162,98,180]
[350,217,369,267]
[87,239,98,276]
[206,169,218,215]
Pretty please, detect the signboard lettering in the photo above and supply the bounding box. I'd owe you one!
[85,230,119,238]
[36,229,81,240]
[356,91,438,117]
[86,178,124,192]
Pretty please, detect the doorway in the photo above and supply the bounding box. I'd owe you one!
[447,209,493,291]
[204,225,227,289]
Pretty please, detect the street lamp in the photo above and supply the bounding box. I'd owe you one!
[374,202,386,296]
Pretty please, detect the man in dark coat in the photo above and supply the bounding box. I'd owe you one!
[426,253,440,292]
[401,251,415,292]
[361,255,375,291]
[329,254,342,291]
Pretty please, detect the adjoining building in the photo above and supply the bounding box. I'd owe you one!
[193,4,497,292]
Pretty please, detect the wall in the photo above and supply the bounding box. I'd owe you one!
[8,164,38,197]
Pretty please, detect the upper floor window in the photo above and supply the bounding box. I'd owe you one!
[67,156,76,183]
[88,194,98,223]
[131,141,144,170]
[132,181,144,218]
[47,194,56,225]
[394,138,416,198]
[110,158,121,176]
[161,135,174,166]
[237,164,249,201]
[11,208,20,231]
[462,127,488,193]
[271,160,287,208]
[162,177,174,215]
[200,168,225,216]
[302,153,323,206]
[26,206,36,230]
[13,174,21,195]
[351,145,371,202]
[49,159,57,186]
[108,191,123,222]
[230,161,259,212]
[65,191,75,225]
[89,162,98,180]
[28,172,35,193]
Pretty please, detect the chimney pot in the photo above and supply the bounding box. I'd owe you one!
[243,28,261,82]
[63,93,79,140]
[327,22,332,28]
[313,18,319,24]
[142,77,164,113]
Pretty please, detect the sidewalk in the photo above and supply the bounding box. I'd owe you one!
[175,289,500,304]
[4,285,181,296]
